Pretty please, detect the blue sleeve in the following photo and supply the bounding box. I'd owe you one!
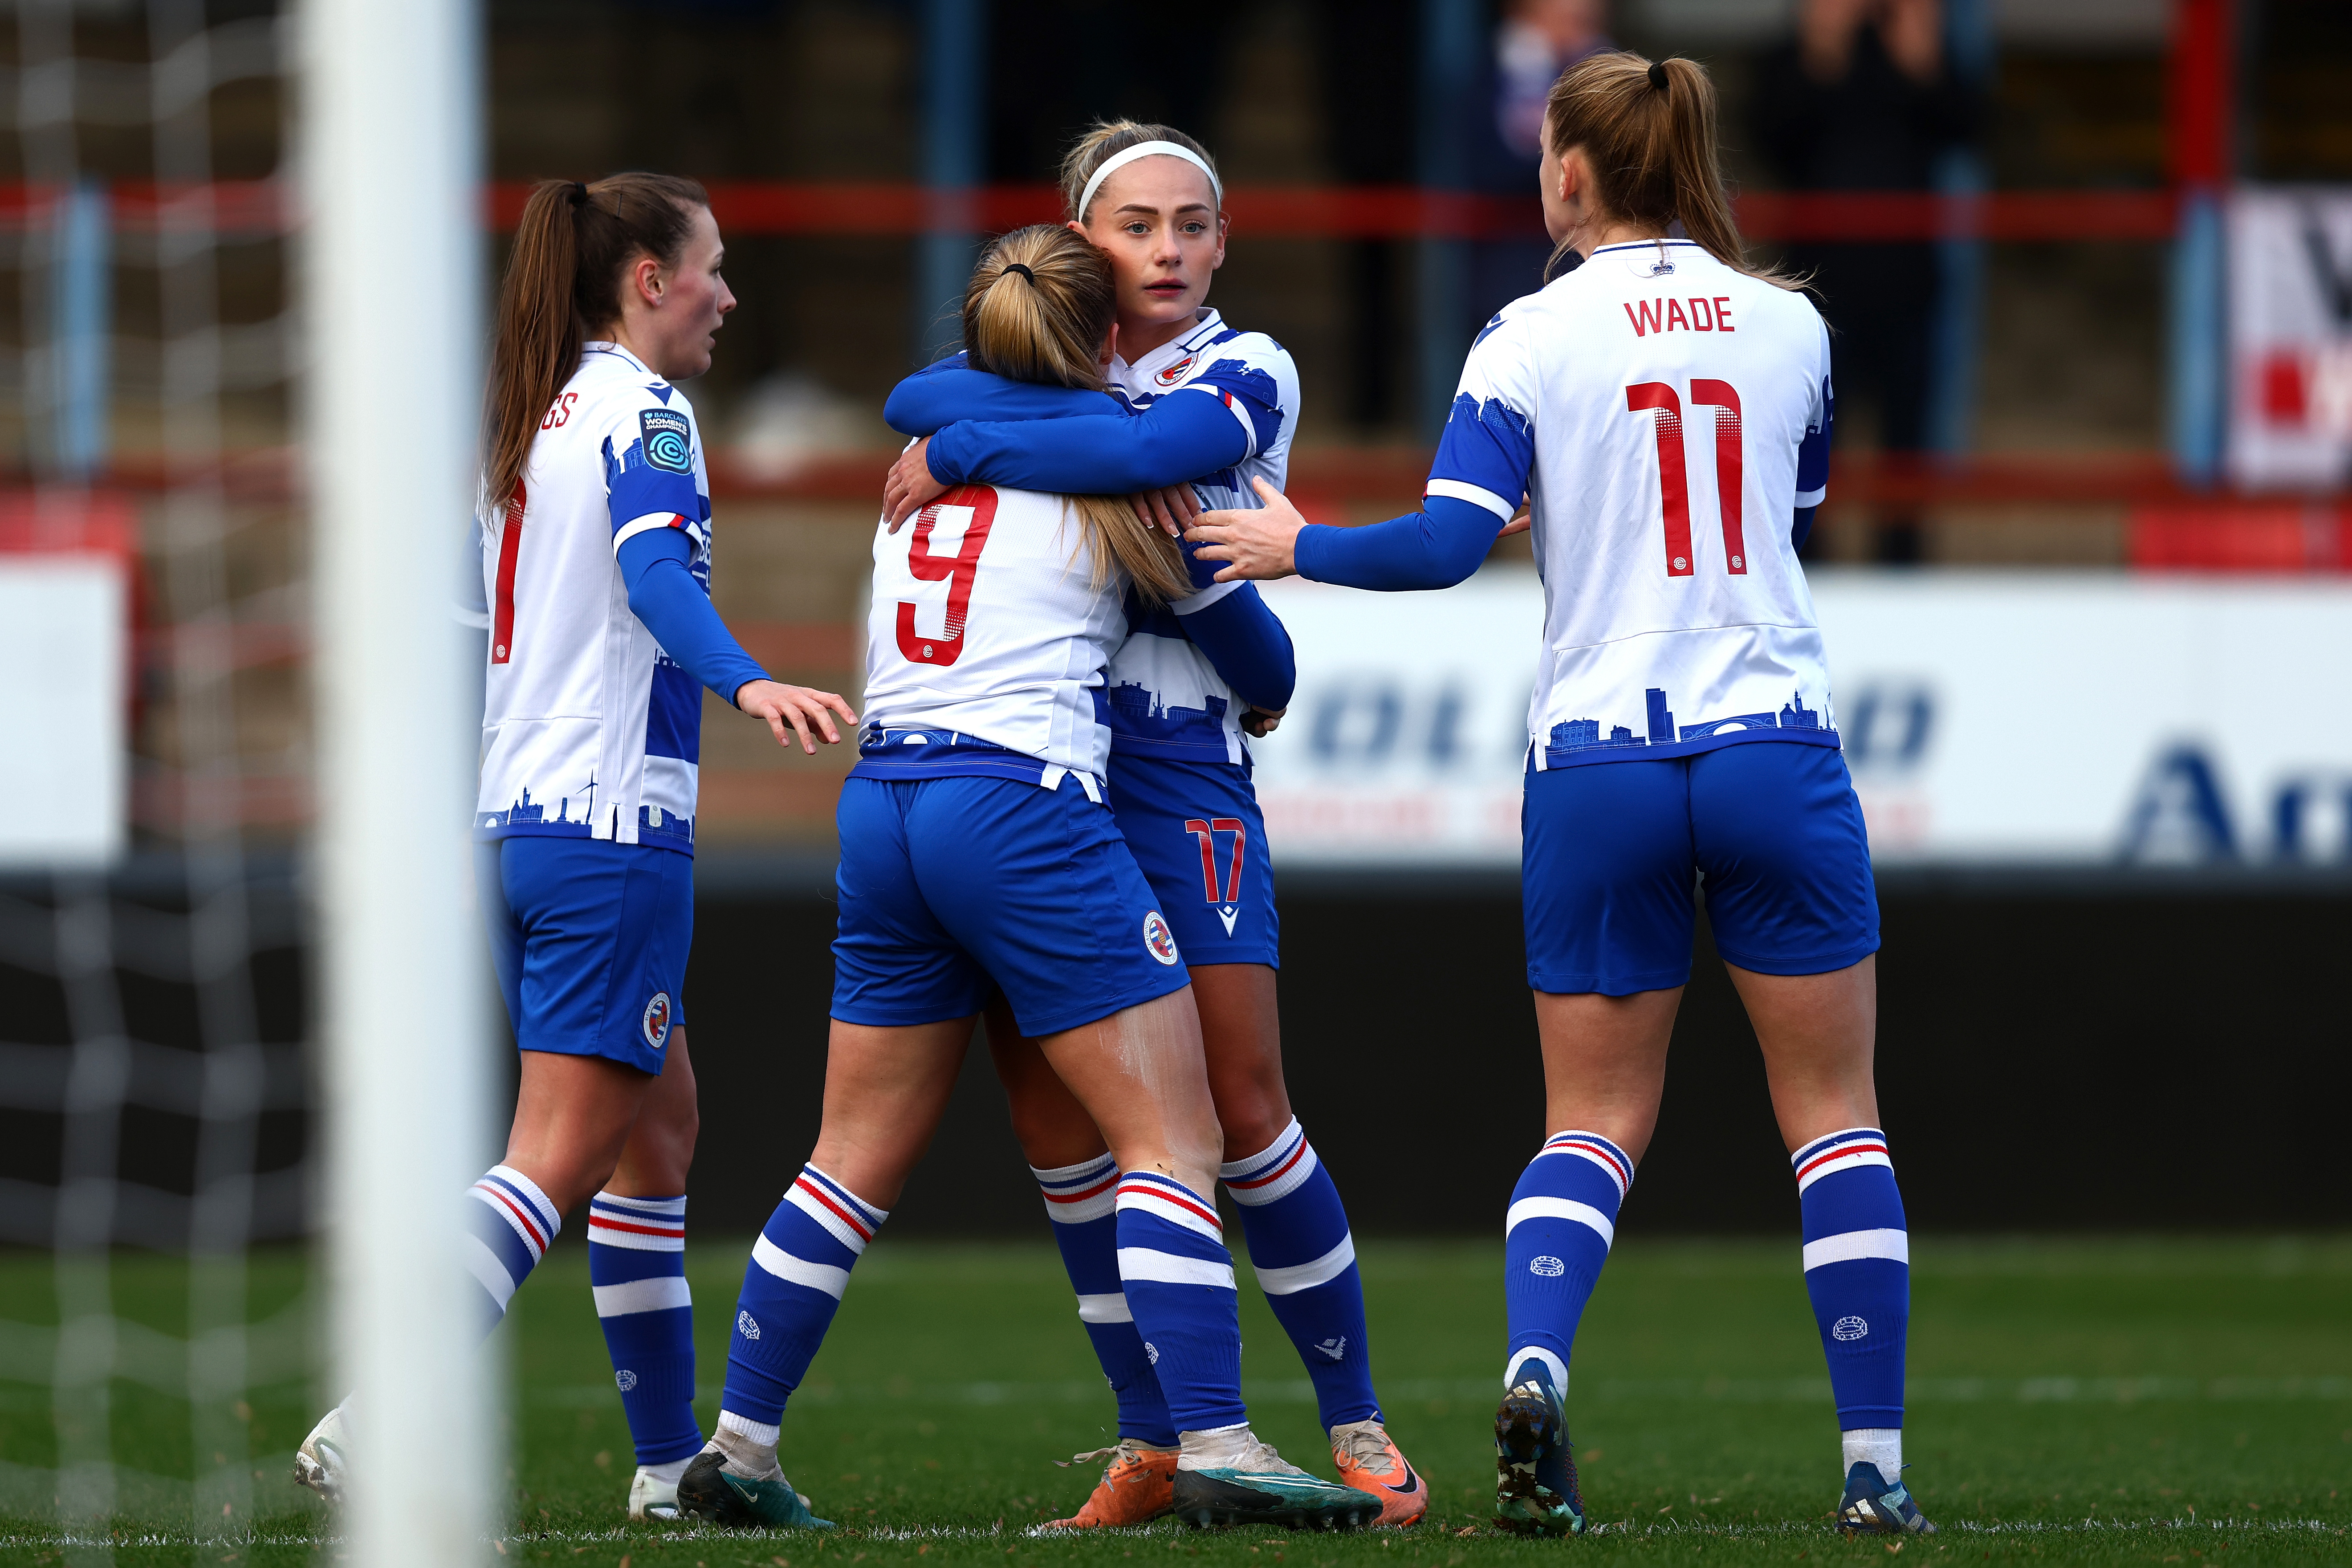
[1291,496,1506,591]
[885,362,1122,436]
[927,389,1250,494]
[1172,584,1295,712]
[1793,374,1833,552]
[616,529,770,706]
[604,411,702,538]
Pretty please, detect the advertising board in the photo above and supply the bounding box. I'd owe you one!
[1250,570,2352,871]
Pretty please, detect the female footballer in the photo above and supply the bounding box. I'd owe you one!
[293,175,856,1522]
[676,225,1377,1534]
[879,122,1425,1528]
[1186,55,1933,1540]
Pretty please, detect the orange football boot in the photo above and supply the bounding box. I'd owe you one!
[1331,1418,1429,1526]
[1046,1438,1179,1527]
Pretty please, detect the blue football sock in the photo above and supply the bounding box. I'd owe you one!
[1034,1154,1177,1446]
[720,1164,887,1428]
[1792,1128,1908,1432]
[1113,1172,1247,1436]
[588,1192,702,1466]
[462,1164,561,1339]
[1502,1131,1633,1399]
[1222,1120,1379,1428]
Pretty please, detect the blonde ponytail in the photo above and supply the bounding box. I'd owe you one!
[961,226,1192,607]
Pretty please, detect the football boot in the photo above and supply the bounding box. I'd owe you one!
[291,1401,352,1506]
[675,1445,833,1530]
[1329,1418,1428,1527]
[1836,1462,1937,1535]
[1045,1438,1179,1527]
[1170,1430,1382,1531]
[1492,1373,1585,1536]
[627,1461,687,1521]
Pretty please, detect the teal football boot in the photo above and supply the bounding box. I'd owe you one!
[676,1447,834,1530]
[1836,1462,1936,1535]
[1493,1370,1586,1536]
[1169,1431,1381,1530]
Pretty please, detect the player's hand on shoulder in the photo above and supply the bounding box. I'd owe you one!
[882,437,947,532]
[1183,477,1305,582]
[735,680,859,754]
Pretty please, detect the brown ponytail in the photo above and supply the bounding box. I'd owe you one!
[484,172,711,510]
[1542,52,1793,287]
[960,225,1192,607]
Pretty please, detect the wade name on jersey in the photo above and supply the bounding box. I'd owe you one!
[476,343,713,851]
[1103,309,1300,767]
[1434,240,1840,772]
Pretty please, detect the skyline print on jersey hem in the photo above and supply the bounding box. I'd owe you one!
[1541,688,1838,770]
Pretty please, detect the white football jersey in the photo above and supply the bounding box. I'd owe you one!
[1103,309,1299,767]
[476,342,714,851]
[1432,240,1838,769]
[853,483,1129,786]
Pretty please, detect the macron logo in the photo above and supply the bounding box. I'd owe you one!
[1218,905,1240,936]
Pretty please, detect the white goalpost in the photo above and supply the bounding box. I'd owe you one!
[304,0,498,1562]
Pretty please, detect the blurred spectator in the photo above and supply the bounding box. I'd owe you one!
[1757,0,1978,563]
[1469,0,1615,327]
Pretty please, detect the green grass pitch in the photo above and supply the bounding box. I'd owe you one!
[0,1237,2346,1566]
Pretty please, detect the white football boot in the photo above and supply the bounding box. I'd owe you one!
[292,1401,352,1504]
[628,1457,692,1520]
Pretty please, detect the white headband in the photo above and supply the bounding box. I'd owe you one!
[1076,140,1223,223]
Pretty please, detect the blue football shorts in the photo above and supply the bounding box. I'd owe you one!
[1106,753,1280,969]
[478,835,691,1076]
[830,772,1195,1038]
[1522,741,1879,996]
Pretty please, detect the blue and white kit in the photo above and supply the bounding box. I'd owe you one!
[473,340,769,1065]
[1290,241,1872,990]
[891,307,1300,966]
[832,479,1194,1036]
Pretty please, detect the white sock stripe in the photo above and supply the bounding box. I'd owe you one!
[1030,1153,1119,1183]
[801,1162,889,1227]
[1116,1246,1237,1291]
[751,1232,852,1299]
[1504,1346,1569,1397]
[1802,1228,1910,1271]
[592,1275,692,1316]
[470,1181,551,1263]
[1794,1149,1894,1194]
[1221,1138,1319,1208]
[585,1224,685,1252]
[1218,1118,1304,1181]
[1115,1177,1224,1240]
[592,1191,688,1216]
[484,1164,561,1234]
[1075,1292,1133,1324]
[786,1175,873,1254]
[463,1233,519,1311]
[1253,1234,1355,1296]
[1505,1196,1615,1249]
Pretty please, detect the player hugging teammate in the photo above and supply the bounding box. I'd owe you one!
[881,121,1427,1530]
[674,220,1385,1533]
[1192,53,1933,1539]
[294,174,856,1521]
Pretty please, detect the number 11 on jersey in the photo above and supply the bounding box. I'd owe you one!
[1627,379,1746,578]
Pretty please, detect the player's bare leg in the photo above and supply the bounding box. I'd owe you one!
[1727,957,1878,1154]
[808,1017,977,1206]
[1034,987,1220,1196]
[500,1050,668,1214]
[1531,985,1682,1162]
